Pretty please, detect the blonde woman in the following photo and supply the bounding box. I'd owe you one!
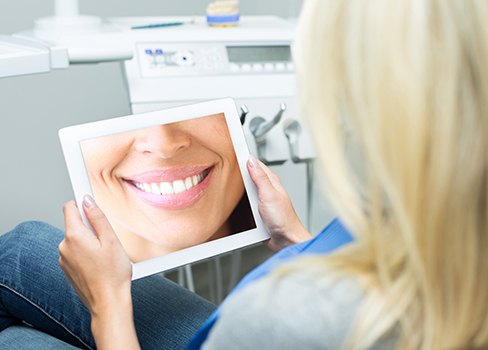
[0,0,487,349]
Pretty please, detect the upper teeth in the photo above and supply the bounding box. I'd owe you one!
[133,172,206,195]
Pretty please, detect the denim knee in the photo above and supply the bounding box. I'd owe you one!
[2,220,63,246]
[10,221,63,238]
[0,222,92,349]
[0,221,64,273]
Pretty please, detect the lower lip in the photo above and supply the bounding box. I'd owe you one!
[125,169,213,210]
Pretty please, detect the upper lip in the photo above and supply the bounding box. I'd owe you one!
[122,165,213,184]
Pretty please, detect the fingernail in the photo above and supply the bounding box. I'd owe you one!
[248,155,258,168]
[83,195,96,209]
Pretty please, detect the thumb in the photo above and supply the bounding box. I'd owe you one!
[82,195,117,243]
[247,156,275,201]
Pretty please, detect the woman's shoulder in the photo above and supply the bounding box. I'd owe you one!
[203,265,366,350]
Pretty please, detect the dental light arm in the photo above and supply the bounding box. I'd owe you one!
[5,0,134,67]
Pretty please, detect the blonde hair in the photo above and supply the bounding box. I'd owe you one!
[293,0,488,348]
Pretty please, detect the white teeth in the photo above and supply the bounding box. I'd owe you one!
[185,177,193,190]
[133,170,208,196]
[143,183,152,193]
[160,182,174,195]
[150,183,161,195]
[173,180,186,193]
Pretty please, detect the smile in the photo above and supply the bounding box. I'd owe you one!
[123,166,213,210]
[131,169,210,195]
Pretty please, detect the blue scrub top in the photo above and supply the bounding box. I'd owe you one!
[187,218,354,349]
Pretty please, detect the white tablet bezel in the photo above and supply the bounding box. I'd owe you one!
[59,98,268,280]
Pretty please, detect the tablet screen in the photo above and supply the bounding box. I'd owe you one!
[79,113,256,263]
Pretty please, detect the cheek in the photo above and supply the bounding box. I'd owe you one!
[205,127,236,165]
[204,131,243,195]
[84,156,116,187]
[195,116,233,152]
[228,170,245,203]
[221,150,245,208]
[81,141,129,183]
[223,147,241,180]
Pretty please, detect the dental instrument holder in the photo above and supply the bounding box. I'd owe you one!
[239,105,249,125]
[283,119,315,230]
[249,103,287,165]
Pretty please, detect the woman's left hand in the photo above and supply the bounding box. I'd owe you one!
[247,156,312,252]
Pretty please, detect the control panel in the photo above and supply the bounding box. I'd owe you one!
[138,43,294,78]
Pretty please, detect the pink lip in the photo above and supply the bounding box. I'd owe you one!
[124,165,211,183]
[124,167,213,210]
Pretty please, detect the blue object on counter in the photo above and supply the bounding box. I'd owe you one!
[206,14,240,25]
[131,22,185,30]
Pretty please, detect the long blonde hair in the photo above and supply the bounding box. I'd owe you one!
[293,0,488,348]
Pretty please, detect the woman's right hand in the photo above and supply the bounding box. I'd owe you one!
[60,196,140,350]
[247,156,312,252]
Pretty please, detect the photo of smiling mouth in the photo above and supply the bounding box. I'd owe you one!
[123,166,213,209]
[130,168,210,195]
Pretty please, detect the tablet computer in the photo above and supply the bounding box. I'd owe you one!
[59,98,267,280]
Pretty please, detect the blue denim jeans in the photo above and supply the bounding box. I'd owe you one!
[0,221,215,349]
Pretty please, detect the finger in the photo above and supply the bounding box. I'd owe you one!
[247,156,277,201]
[63,200,87,235]
[58,255,70,278]
[82,195,117,243]
[58,239,66,256]
[58,239,74,260]
[256,159,275,179]
[256,159,287,195]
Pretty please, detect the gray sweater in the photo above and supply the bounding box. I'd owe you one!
[202,267,391,349]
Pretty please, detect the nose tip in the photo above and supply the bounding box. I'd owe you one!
[133,124,191,159]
